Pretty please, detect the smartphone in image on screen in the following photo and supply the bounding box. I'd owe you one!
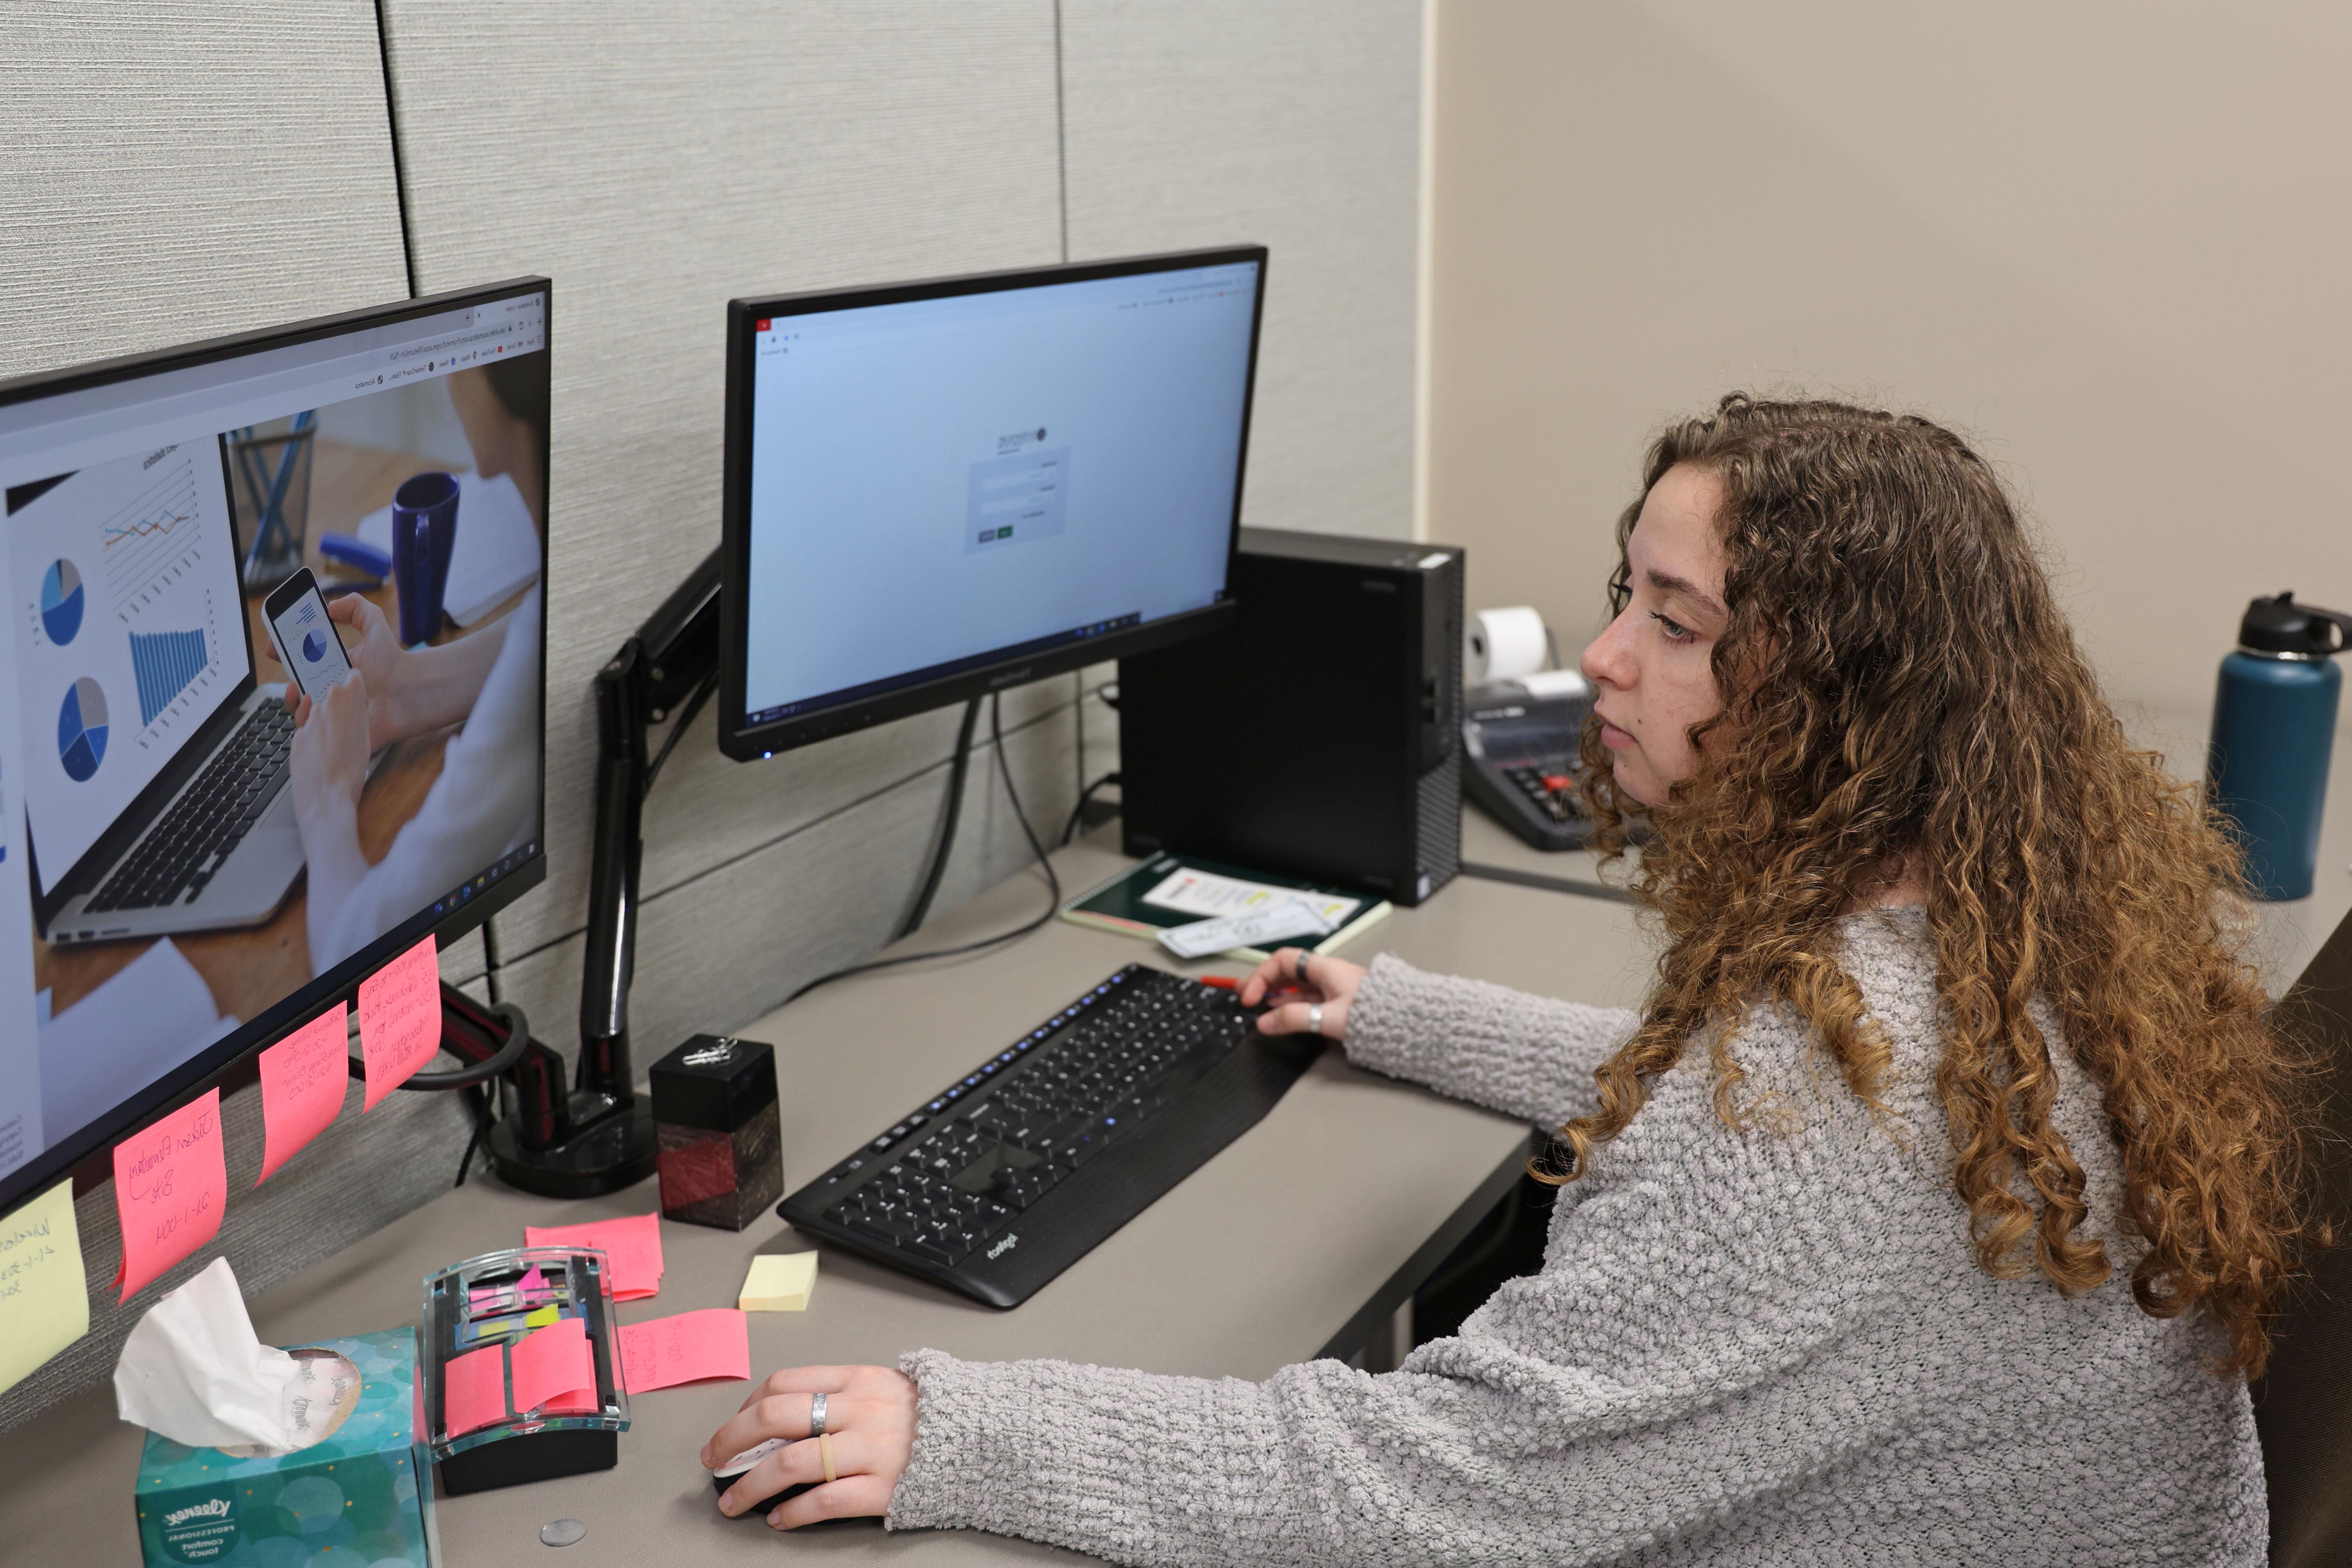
[263,567,356,707]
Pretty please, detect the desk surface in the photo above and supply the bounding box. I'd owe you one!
[0,832,1648,1566]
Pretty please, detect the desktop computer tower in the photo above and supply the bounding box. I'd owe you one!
[1119,528,1463,906]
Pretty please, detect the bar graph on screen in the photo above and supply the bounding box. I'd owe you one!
[128,629,208,726]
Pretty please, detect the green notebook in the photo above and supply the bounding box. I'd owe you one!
[1059,852,1392,962]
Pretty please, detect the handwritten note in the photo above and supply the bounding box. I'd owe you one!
[111,1090,227,1302]
[510,1316,595,1414]
[443,1341,507,1437]
[617,1308,749,1394]
[256,1003,351,1184]
[0,1180,89,1395]
[358,936,441,1111]
[524,1212,663,1300]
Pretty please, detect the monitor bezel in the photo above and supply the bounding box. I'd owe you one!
[717,245,1268,762]
[0,276,554,1222]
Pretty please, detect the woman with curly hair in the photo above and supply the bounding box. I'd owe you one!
[701,395,2309,1565]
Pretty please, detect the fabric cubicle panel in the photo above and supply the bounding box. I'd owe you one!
[1060,0,1424,542]
[0,6,410,380]
[0,3,492,1432]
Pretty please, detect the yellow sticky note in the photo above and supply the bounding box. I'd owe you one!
[0,1180,89,1394]
[524,1305,559,1328]
[740,1252,817,1312]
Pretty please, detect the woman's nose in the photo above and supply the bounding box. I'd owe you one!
[1581,608,1636,690]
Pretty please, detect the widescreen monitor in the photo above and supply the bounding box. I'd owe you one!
[718,246,1267,759]
[0,279,551,1219]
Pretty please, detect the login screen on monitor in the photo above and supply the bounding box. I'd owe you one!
[737,258,1261,729]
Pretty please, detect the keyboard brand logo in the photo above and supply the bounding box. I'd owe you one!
[987,1233,1019,1261]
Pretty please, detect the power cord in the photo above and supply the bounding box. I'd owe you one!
[898,698,984,940]
[1061,770,1121,845]
[782,693,1061,1006]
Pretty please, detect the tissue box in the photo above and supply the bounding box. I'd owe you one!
[134,1329,434,1568]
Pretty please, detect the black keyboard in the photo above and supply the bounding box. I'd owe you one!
[778,963,1320,1308]
[88,704,295,913]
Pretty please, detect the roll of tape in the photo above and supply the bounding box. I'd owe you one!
[1465,606,1548,683]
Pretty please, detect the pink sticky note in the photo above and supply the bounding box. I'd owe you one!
[543,1385,600,1416]
[112,1090,229,1302]
[256,1004,350,1185]
[468,1265,549,1310]
[510,1317,594,1415]
[524,1213,663,1301]
[618,1309,750,1394]
[443,1342,508,1437]
[358,936,441,1111]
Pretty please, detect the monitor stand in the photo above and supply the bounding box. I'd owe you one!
[357,983,660,1199]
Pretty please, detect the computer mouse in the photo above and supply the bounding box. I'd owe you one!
[710,1436,814,1518]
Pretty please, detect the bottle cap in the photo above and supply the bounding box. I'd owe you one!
[2239,593,2352,656]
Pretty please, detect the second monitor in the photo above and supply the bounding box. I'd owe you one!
[717,246,1268,759]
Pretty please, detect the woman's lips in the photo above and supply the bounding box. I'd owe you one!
[1597,717,1635,750]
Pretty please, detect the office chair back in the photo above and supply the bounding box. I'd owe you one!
[2252,904,2352,1568]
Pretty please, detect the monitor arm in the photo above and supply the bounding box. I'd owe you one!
[580,545,723,1078]
[354,547,723,1200]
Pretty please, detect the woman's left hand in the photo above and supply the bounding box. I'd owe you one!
[700,1364,917,1529]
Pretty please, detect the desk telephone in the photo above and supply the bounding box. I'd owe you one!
[1461,672,1596,850]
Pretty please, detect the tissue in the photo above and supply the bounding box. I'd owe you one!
[113,1256,313,1455]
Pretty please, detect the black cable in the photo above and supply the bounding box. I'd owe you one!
[453,1084,493,1188]
[400,1001,536,1090]
[1061,769,1121,846]
[642,668,718,795]
[784,693,1060,1007]
[898,697,983,940]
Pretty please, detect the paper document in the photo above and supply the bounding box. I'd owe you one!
[1159,897,1338,960]
[1140,867,1362,927]
[38,939,236,1149]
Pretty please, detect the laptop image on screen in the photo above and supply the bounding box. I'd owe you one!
[10,438,306,946]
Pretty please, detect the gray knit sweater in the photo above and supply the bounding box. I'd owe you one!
[887,908,2266,1564]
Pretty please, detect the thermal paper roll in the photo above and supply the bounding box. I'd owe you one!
[1465,606,1549,682]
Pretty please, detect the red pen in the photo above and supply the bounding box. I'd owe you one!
[1199,975,1240,990]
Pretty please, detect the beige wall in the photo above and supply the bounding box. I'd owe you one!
[1427,0,2352,739]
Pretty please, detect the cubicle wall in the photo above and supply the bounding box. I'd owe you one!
[0,0,1421,1425]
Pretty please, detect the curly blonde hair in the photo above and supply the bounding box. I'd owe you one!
[1549,393,2315,1377]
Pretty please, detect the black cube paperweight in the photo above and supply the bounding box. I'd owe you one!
[649,1034,783,1230]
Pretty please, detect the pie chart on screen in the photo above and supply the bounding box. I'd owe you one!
[302,629,327,663]
[39,559,83,645]
[57,677,108,783]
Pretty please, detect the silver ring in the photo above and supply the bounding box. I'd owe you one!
[808,1392,827,1438]
[1294,949,1311,984]
[1309,1003,1324,1036]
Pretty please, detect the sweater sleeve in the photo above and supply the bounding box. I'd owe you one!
[1340,953,1638,1127]
[883,1055,1920,1566]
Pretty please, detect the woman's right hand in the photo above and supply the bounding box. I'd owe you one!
[1240,949,1367,1042]
[280,594,413,752]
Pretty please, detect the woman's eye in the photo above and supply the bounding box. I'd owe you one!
[1649,611,1694,643]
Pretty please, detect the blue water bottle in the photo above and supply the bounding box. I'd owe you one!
[2207,593,2352,900]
